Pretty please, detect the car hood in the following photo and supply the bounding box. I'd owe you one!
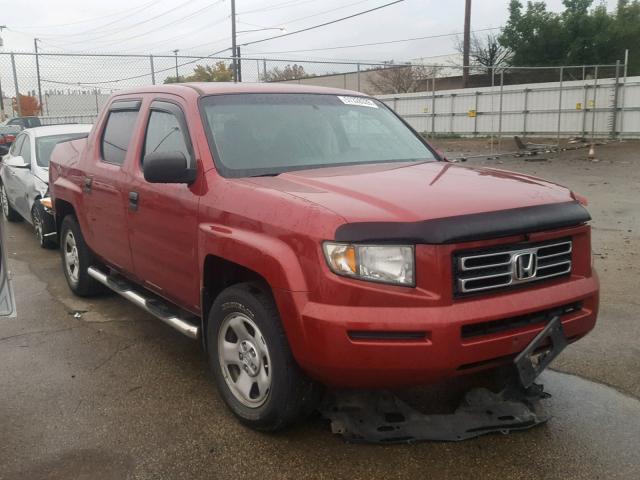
[243,161,576,223]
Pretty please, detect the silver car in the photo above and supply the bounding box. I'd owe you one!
[0,124,93,248]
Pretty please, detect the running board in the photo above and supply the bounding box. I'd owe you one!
[87,266,200,340]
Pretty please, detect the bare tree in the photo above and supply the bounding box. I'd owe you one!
[455,32,511,75]
[368,64,439,94]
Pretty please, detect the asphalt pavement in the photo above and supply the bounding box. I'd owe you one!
[1,140,638,479]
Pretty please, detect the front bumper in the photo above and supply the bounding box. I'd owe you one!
[275,272,599,388]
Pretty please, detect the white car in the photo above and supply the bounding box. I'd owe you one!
[0,124,93,248]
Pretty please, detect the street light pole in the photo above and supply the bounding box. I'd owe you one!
[231,0,237,82]
[34,38,43,114]
[173,49,179,81]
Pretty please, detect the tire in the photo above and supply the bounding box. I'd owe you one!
[59,215,103,297]
[1,184,22,222]
[207,282,322,431]
[32,202,57,249]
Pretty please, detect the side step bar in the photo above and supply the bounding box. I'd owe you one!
[87,266,200,340]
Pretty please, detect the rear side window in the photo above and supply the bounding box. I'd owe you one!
[19,135,32,163]
[9,134,25,156]
[101,109,139,165]
[143,110,191,164]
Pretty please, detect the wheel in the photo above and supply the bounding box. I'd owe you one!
[1,184,22,222]
[207,282,321,431]
[60,215,103,297]
[32,202,57,249]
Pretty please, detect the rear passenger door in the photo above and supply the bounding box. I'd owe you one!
[127,99,201,312]
[82,99,140,274]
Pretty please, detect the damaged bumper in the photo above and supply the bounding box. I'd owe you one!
[323,316,568,443]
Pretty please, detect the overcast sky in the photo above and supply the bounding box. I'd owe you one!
[1,0,620,64]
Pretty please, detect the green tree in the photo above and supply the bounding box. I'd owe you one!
[164,61,233,84]
[499,0,640,74]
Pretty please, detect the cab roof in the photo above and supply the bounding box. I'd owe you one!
[113,82,367,98]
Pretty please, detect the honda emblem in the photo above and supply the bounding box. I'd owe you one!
[513,252,537,280]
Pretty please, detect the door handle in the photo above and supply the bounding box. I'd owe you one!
[128,191,139,211]
[83,176,93,192]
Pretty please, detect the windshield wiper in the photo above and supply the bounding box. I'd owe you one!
[250,172,280,177]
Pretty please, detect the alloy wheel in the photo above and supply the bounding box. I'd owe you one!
[218,312,272,408]
[64,230,80,285]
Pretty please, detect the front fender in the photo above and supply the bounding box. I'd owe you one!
[197,223,308,292]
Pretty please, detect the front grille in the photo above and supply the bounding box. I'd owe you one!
[455,239,572,295]
[461,302,582,339]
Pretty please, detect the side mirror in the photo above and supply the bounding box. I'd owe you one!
[6,155,29,168]
[143,151,196,184]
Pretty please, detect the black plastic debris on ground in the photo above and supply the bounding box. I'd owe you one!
[322,317,566,444]
[321,383,550,444]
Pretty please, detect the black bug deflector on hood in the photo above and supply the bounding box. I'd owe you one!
[334,201,591,245]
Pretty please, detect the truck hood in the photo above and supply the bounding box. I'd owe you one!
[244,161,575,223]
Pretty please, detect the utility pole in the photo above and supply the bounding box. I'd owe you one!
[462,0,471,88]
[231,0,237,82]
[173,49,179,81]
[34,38,43,114]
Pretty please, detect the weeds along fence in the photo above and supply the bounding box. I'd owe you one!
[0,51,636,142]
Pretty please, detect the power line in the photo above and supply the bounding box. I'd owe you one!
[45,1,227,54]
[12,0,164,29]
[38,0,167,39]
[239,0,407,47]
[243,27,501,54]
[269,0,373,27]
[237,0,321,15]
[44,0,208,45]
[121,17,230,54]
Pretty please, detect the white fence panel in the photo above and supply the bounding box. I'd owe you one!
[378,76,640,139]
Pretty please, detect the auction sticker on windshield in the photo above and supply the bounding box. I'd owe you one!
[337,96,378,108]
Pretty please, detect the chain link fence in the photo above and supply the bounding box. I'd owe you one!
[1,51,636,143]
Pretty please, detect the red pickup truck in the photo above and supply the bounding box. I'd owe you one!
[49,83,599,431]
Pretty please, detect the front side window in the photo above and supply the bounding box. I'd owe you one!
[36,134,88,168]
[143,110,191,164]
[200,93,435,177]
[101,109,139,165]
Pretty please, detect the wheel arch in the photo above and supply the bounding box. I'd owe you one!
[200,255,272,351]
[54,198,77,241]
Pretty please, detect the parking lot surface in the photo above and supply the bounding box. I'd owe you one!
[1,140,639,479]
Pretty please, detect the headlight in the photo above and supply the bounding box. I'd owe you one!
[322,242,415,287]
[40,196,53,212]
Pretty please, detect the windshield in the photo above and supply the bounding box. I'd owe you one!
[35,133,88,167]
[201,93,436,177]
